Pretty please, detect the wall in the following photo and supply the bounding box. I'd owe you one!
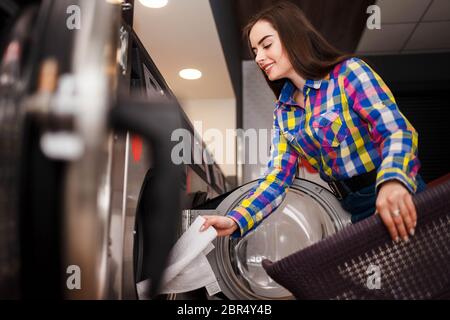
[180,98,237,178]
[363,52,450,183]
[241,60,275,183]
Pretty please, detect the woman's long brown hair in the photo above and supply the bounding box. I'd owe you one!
[243,1,353,98]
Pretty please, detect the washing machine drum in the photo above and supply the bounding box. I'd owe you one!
[203,178,351,300]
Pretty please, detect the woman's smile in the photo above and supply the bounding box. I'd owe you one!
[263,63,275,74]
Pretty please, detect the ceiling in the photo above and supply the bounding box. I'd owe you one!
[133,0,234,100]
[357,0,450,54]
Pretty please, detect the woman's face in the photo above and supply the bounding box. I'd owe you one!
[249,19,293,81]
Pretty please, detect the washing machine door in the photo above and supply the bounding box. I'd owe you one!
[192,178,351,300]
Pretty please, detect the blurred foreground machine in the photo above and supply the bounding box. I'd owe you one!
[0,0,227,299]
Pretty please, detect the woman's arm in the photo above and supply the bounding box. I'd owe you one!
[343,58,420,241]
[343,58,420,192]
[202,109,299,238]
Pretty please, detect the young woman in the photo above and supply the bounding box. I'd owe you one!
[201,2,426,242]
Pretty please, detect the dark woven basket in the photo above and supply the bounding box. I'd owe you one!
[262,179,450,300]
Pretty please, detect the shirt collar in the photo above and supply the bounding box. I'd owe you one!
[278,79,323,106]
[304,79,323,90]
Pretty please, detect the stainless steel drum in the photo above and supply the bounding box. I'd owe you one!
[188,178,351,300]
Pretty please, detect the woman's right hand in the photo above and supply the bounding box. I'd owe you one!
[200,215,238,237]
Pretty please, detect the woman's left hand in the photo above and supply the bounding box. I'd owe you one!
[376,180,417,242]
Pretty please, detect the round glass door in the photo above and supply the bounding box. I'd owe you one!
[207,178,351,300]
[226,188,339,299]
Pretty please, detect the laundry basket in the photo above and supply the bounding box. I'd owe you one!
[262,179,450,299]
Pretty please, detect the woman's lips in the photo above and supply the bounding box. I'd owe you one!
[264,63,275,74]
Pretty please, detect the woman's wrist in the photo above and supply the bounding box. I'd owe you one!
[226,216,239,232]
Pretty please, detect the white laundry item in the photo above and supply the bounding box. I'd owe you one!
[157,216,221,295]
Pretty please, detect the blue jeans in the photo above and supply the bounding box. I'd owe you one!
[339,175,427,223]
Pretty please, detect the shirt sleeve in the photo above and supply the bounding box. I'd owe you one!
[342,58,421,193]
[227,109,299,238]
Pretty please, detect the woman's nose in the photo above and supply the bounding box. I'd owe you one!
[255,51,265,65]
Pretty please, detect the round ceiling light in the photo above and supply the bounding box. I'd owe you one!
[139,0,168,8]
[179,68,202,80]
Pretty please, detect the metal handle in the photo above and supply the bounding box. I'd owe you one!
[109,96,183,296]
[121,2,133,11]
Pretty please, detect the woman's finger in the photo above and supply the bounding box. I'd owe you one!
[379,207,398,241]
[390,207,408,241]
[386,192,410,241]
[200,216,216,231]
[404,193,417,228]
[390,206,408,241]
[399,196,414,236]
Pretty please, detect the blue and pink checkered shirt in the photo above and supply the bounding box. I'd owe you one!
[228,57,421,237]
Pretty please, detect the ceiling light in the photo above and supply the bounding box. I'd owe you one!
[179,68,202,80]
[139,0,168,8]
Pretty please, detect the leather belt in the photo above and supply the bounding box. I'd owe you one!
[328,170,377,199]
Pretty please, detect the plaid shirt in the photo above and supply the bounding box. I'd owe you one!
[228,57,421,238]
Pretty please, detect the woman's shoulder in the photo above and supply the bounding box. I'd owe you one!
[336,57,367,74]
[334,57,381,88]
[335,57,370,76]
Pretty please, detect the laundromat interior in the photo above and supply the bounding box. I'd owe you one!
[0,0,449,301]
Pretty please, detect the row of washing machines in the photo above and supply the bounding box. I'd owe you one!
[0,0,351,300]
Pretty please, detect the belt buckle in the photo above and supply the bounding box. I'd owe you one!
[329,181,344,200]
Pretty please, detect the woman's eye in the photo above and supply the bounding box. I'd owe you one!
[263,44,272,49]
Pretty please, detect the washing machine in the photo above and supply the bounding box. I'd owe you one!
[117,28,228,300]
[121,96,229,301]
[183,178,351,300]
